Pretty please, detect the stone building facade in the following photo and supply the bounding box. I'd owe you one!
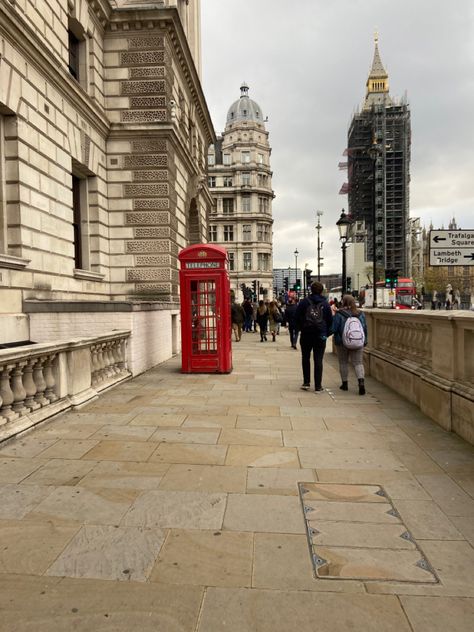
[0,0,214,373]
[207,84,274,301]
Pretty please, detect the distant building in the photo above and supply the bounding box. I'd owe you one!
[346,35,411,278]
[207,84,274,300]
[273,268,302,295]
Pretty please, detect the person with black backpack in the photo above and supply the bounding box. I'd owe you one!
[295,281,333,392]
[333,294,368,395]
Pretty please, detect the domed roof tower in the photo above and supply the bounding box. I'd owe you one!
[226,83,265,128]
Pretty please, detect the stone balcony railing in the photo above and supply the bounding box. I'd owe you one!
[0,331,131,442]
[363,310,474,444]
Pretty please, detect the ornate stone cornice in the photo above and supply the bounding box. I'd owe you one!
[108,7,215,145]
[0,2,110,137]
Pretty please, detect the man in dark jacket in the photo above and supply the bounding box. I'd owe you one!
[295,281,333,392]
[283,298,299,349]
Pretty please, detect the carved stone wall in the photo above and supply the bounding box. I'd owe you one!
[364,311,474,445]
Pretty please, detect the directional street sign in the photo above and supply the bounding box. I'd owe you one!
[429,230,474,266]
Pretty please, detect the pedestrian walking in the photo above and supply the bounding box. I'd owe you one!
[231,300,245,342]
[332,294,368,395]
[268,301,282,342]
[252,300,258,331]
[295,281,333,392]
[284,298,299,349]
[242,297,254,332]
[256,300,269,342]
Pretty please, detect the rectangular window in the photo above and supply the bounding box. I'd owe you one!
[71,174,89,270]
[68,19,88,92]
[208,176,216,187]
[0,114,13,254]
[243,224,252,241]
[223,198,234,215]
[258,253,270,271]
[223,176,233,187]
[224,225,234,242]
[258,197,268,213]
[223,153,231,165]
[209,225,217,242]
[243,252,252,271]
[228,252,235,271]
[242,172,251,186]
[208,154,215,166]
[257,153,264,164]
[68,30,80,79]
[241,151,250,163]
[257,223,264,241]
[241,194,251,212]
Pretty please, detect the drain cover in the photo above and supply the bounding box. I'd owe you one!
[299,482,438,583]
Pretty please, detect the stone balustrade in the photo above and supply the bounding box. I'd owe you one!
[363,310,474,444]
[0,331,131,442]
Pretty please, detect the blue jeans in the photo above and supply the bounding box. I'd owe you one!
[289,326,299,347]
[244,315,253,332]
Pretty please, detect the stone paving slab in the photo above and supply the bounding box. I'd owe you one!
[197,588,413,632]
[46,524,166,582]
[0,334,473,630]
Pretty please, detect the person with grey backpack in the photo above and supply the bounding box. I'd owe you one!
[332,294,368,395]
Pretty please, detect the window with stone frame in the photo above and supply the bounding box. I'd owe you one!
[242,224,252,241]
[257,153,264,165]
[258,197,269,213]
[228,251,235,271]
[0,114,9,254]
[242,172,251,186]
[67,15,88,92]
[241,151,251,163]
[208,176,216,187]
[223,153,231,165]
[208,154,215,166]
[223,198,234,215]
[241,194,251,212]
[209,225,217,242]
[257,223,269,241]
[0,110,28,269]
[243,252,252,271]
[223,176,233,187]
[224,225,234,242]
[71,162,94,272]
[258,253,270,271]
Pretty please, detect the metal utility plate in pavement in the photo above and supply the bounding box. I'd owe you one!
[299,482,438,583]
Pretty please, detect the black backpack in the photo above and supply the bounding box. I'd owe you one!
[302,297,324,331]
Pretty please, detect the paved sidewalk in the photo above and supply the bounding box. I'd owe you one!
[0,330,473,631]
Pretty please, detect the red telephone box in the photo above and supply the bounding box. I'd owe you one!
[178,244,232,373]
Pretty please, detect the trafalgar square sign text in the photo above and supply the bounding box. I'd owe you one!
[429,230,474,266]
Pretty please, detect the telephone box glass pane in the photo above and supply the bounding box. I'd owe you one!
[191,280,217,354]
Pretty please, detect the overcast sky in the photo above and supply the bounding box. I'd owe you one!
[200,0,474,275]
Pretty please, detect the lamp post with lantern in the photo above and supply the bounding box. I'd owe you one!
[336,209,353,296]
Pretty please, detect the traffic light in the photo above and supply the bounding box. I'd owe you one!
[305,269,312,288]
[283,277,288,291]
[347,276,352,292]
[384,269,398,289]
[295,279,301,291]
[252,279,257,293]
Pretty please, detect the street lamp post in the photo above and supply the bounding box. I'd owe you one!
[294,249,299,298]
[336,209,353,296]
[316,211,323,281]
